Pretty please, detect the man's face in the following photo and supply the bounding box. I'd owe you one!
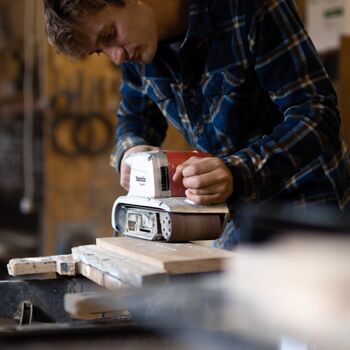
[77,1,158,65]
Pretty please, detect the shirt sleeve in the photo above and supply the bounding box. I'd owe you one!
[224,0,341,203]
[112,62,168,171]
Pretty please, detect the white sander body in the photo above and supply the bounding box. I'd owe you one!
[112,150,229,242]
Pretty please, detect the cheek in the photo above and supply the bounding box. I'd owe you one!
[132,25,154,44]
[133,11,157,43]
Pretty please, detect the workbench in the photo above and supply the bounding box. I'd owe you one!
[3,204,349,350]
[0,274,270,350]
[0,236,272,350]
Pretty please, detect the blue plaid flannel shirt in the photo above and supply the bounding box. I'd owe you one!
[112,0,350,249]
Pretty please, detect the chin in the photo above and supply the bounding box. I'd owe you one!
[138,53,155,65]
[139,43,157,64]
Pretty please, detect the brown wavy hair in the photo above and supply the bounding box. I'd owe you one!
[42,0,125,59]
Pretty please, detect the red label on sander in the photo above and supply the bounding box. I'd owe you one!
[165,150,211,197]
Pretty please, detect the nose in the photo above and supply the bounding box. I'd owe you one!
[103,46,127,65]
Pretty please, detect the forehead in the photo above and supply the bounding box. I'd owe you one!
[75,5,122,52]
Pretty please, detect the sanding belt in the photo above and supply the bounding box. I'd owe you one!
[116,204,223,242]
[165,212,222,241]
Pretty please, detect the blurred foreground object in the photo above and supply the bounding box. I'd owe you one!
[226,234,350,348]
[223,203,350,348]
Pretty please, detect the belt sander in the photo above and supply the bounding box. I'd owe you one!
[112,150,229,242]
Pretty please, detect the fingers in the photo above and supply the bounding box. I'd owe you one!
[120,162,130,190]
[184,174,233,204]
[172,156,213,182]
[185,190,228,205]
[172,166,184,182]
[182,166,229,189]
[183,181,228,196]
[173,157,234,205]
[120,144,160,191]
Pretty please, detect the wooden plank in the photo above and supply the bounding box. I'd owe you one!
[64,291,130,320]
[72,245,168,287]
[7,256,56,276]
[96,237,235,274]
[7,254,76,276]
[77,262,130,290]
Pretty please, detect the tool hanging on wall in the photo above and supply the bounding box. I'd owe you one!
[51,89,81,157]
[75,75,114,156]
[51,72,113,157]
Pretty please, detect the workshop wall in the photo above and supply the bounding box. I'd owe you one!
[43,51,123,255]
[0,0,40,265]
[0,0,349,263]
[0,0,192,260]
[295,0,306,19]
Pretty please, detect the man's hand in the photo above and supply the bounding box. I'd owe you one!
[120,145,160,190]
[172,156,233,205]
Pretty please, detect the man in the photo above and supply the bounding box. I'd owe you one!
[43,0,350,249]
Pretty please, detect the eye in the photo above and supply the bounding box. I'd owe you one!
[102,27,116,45]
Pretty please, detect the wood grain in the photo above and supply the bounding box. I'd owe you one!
[96,237,235,274]
[77,262,130,290]
[72,244,167,287]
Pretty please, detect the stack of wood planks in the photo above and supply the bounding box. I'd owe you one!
[7,236,235,289]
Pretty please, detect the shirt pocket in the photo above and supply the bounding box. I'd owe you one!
[201,67,245,97]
